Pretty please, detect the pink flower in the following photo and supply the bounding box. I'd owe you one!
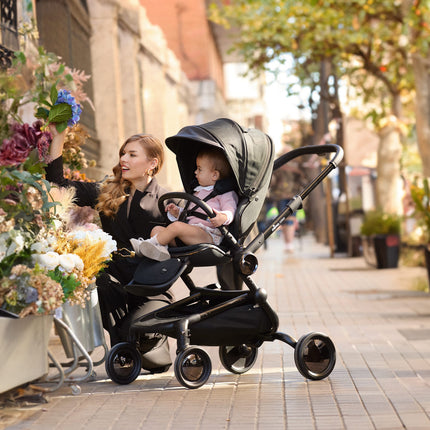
[0,121,52,166]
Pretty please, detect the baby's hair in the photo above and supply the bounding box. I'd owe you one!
[197,147,231,179]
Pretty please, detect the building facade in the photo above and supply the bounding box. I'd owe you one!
[1,0,269,189]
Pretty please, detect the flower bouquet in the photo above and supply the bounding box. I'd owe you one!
[0,45,115,318]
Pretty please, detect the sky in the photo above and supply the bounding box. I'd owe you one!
[264,69,311,149]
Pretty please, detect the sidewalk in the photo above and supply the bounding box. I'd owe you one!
[2,234,430,430]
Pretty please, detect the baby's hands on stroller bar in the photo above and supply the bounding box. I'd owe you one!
[209,209,227,227]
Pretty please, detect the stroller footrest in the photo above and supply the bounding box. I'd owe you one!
[169,243,231,267]
[125,258,186,296]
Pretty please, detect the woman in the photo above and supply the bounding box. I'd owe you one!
[46,127,172,371]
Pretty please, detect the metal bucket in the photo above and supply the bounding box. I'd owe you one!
[57,288,105,358]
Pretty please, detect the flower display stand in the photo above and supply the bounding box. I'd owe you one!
[0,313,53,394]
[54,289,108,382]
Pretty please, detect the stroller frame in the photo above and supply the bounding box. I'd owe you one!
[105,120,344,389]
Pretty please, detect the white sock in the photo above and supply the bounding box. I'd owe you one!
[148,234,166,248]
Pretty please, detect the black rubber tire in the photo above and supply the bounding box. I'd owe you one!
[174,347,212,389]
[294,332,336,380]
[219,345,258,374]
[105,342,142,385]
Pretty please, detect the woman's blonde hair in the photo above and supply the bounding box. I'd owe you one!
[95,134,164,218]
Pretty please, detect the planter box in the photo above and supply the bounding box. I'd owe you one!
[0,314,53,394]
[362,235,400,269]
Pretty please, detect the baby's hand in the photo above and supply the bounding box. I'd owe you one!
[166,203,180,218]
[210,209,227,228]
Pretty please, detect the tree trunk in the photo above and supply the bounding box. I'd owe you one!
[412,54,430,177]
[376,123,403,214]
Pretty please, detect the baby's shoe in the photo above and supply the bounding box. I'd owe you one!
[130,237,145,256]
[138,239,170,261]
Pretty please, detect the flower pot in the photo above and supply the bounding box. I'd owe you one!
[373,234,400,269]
[361,236,377,267]
[424,247,430,289]
[362,235,400,269]
[0,314,53,394]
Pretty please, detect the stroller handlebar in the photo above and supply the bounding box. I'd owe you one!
[273,144,344,171]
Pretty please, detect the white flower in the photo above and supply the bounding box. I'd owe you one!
[52,219,63,230]
[71,253,84,271]
[31,241,45,253]
[7,230,26,255]
[58,253,78,272]
[35,251,60,270]
[69,228,117,258]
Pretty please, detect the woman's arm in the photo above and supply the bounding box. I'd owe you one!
[46,125,99,207]
[49,124,67,160]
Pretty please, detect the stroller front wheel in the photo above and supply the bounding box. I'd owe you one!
[219,345,258,374]
[105,342,142,385]
[174,347,212,389]
[294,332,336,380]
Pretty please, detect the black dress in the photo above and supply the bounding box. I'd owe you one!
[45,157,174,367]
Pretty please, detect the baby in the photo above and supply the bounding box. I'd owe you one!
[131,147,238,261]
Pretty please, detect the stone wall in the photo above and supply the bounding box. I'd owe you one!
[86,0,192,188]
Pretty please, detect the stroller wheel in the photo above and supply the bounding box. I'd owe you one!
[294,332,336,380]
[174,347,212,389]
[219,345,258,374]
[105,342,142,385]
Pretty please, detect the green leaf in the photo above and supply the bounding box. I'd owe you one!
[54,64,65,76]
[48,103,72,123]
[50,85,58,105]
[35,107,49,120]
[15,51,26,64]
[55,121,68,133]
[39,99,52,108]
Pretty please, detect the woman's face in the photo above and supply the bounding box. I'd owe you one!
[120,140,157,186]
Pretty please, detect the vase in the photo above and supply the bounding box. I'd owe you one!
[0,314,53,394]
[56,288,105,358]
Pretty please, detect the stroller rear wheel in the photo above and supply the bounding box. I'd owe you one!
[219,345,258,374]
[174,347,212,389]
[106,342,142,385]
[294,332,336,380]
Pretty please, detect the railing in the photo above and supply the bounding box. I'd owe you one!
[0,0,18,69]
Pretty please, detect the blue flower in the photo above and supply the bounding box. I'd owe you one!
[55,89,82,127]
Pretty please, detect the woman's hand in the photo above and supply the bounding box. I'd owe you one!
[48,123,67,159]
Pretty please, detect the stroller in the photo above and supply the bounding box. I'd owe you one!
[105,118,343,389]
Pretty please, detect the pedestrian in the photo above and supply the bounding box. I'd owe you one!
[45,126,173,371]
[268,144,305,253]
[131,146,238,261]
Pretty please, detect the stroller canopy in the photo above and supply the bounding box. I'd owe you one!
[165,118,274,198]
[165,118,275,241]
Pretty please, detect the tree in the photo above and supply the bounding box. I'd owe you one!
[209,0,430,213]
